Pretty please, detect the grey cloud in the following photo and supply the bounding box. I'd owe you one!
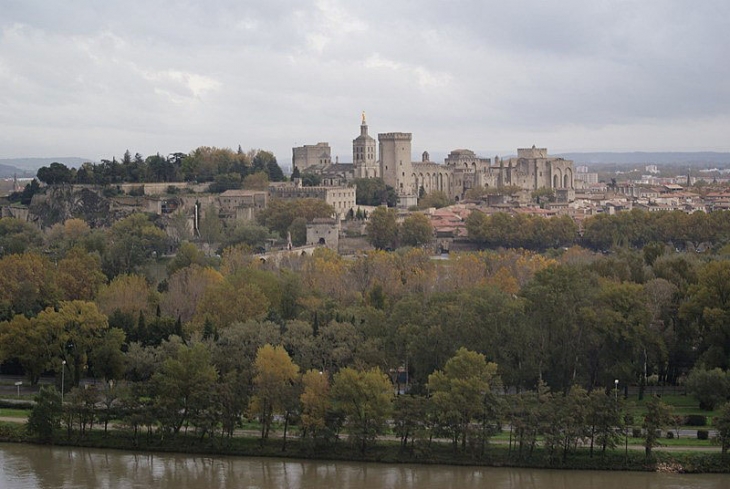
[1,0,728,161]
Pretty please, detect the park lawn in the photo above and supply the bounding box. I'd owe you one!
[626,393,718,426]
[0,408,30,419]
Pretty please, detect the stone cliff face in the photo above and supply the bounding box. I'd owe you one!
[29,185,118,228]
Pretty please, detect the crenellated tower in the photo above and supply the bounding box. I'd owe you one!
[379,131,416,207]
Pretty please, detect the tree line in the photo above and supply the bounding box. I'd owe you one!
[2,214,730,399]
[23,146,285,190]
[29,342,730,461]
[466,208,730,252]
[3,207,730,459]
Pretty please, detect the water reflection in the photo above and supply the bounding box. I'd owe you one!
[0,443,725,489]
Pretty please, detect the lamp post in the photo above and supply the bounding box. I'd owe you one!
[614,379,619,403]
[61,360,67,403]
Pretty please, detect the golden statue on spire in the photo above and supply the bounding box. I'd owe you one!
[361,110,366,124]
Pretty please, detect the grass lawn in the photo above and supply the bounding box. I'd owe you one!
[0,408,30,418]
[625,393,717,426]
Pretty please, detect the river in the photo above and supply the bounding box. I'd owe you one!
[0,443,726,489]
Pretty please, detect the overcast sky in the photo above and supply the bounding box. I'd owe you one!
[1,0,729,167]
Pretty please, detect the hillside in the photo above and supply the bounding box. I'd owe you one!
[0,157,92,176]
[555,152,730,166]
[0,163,36,179]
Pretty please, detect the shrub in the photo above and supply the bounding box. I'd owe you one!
[685,414,707,426]
[26,387,62,442]
[697,429,709,440]
[632,427,642,438]
[685,368,730,411]
[666,431,674,439]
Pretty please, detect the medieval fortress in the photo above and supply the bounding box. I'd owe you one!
[293,114,575,207]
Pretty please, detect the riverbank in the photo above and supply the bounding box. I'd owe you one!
[0,422,727,474]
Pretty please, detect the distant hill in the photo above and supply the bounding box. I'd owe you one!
[0,163,36,179]
[420,151,730,166]
[0,157,93,175]
[554,152,730,166]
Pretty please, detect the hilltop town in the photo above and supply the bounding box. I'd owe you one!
[2,115,729,258]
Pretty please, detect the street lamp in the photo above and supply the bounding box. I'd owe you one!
[61,360,67,403]
[614,379,619,402]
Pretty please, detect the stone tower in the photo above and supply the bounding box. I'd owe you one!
[378,132,416,207]
[353,112,378,179]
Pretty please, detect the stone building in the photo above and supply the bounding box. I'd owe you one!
[353,112,379,179]
[294,115,575,207]
[217,189,267,221]
[269,181,356,220]
[306,218,339,249]
[292,142,331,172]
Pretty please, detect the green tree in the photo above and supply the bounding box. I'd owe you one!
[587,389,622,456]
[642,395,673,458]
[288,217,307,246]
[89,328,126,381]
[105,213,168,276]
[0,315,53,385]
[152,343,218,435]
[520,265,599,392]
[715,401,730,458]
[399,213,433,247]
[198,204,224,246]
[36,301,110,387]
[427,348,499,452]
[418,190,452,209]
[685,368,730,410]
[301,172,321,187]
[223,222,275,250]
[393,394,428,450]
[366,207,397,250]
[532,187,556,205]
[252,150,284,182]
[209,172,242,193]
[257,198,334,239]
[679,260,730,370]
[27,387,63,442]
[37,162,73,185]
[353,178,396,206]
[282,320,317,371]
[167,242,208,274]
[543,386,589,463]
[316,320,361,373]
[0,217,44,256]
[331,367,393,453]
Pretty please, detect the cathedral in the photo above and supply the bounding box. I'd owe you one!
[292,114,575,207]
